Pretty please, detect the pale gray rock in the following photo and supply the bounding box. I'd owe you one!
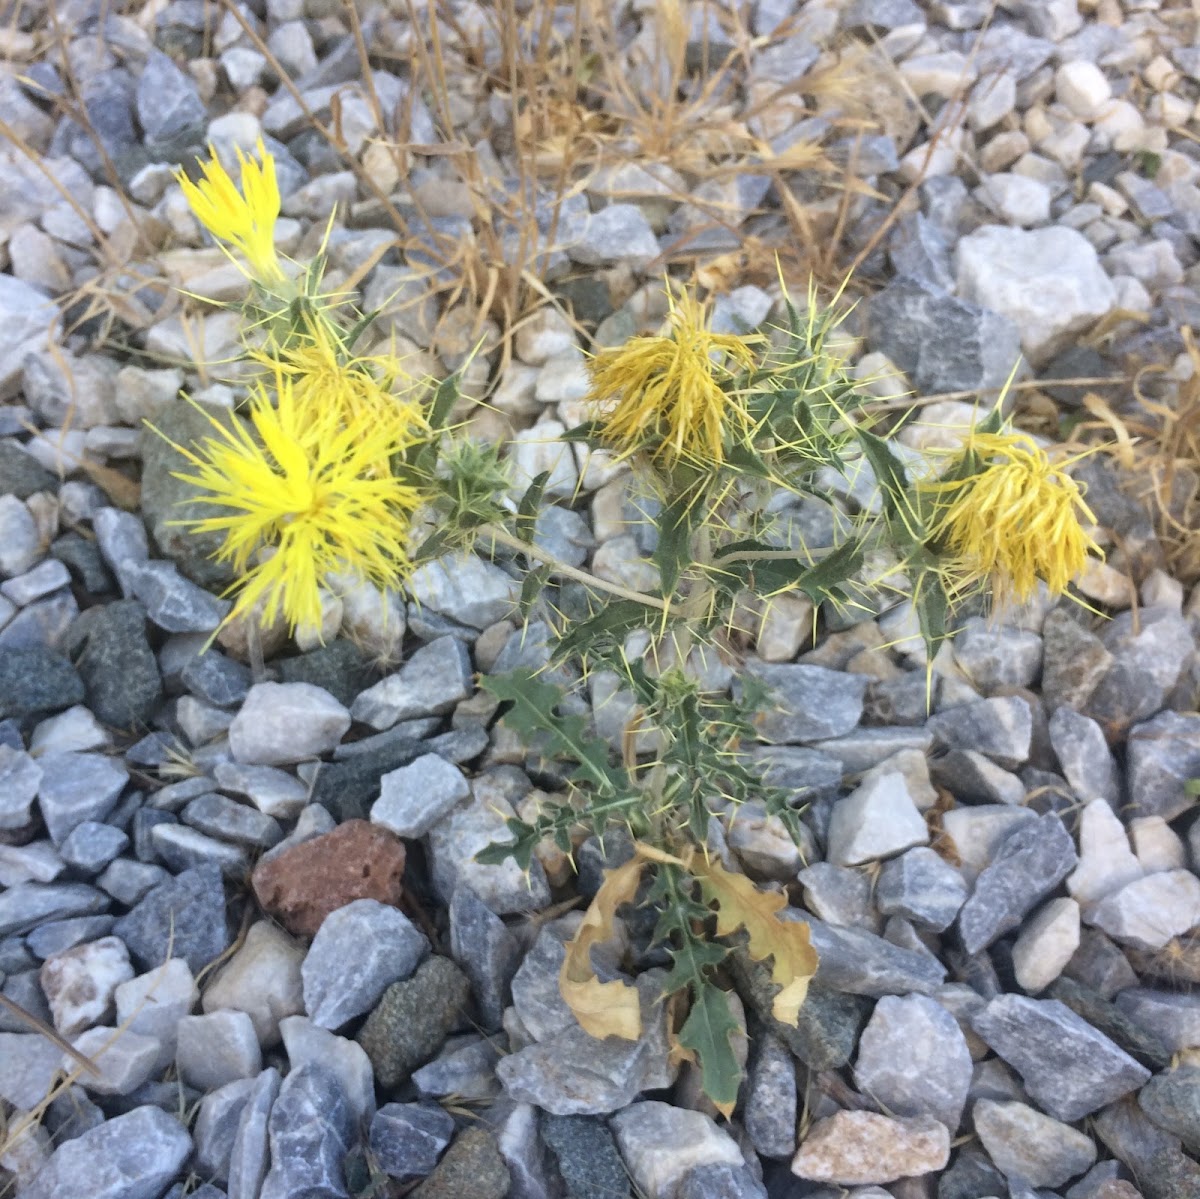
[91,507,149,597]
[970,994,1150,1121]
[279,1015,375,1123]
[150,823,249,878]
[0,744,41,832]
[610,1101,743,1199]
[229,682,351,765]
[194,1077,256,1186]
[927,695,1032,770]
[1011,897,1081,993]
[408,553,519,629]
[1049,706,1120,805]
[19,1105,191,1199]
[302,898,429,1030]
[259,1063,356,1199]
[1090,870,1200,951]
[350,635,472,730]
[0,882,110,937]
[741,662,867,744]
[1114,988,1200,1055]
[854,994,973,1133]
[412,1033,503,1102]
[951,618,1042,690]
[449,884,522,1029]
[213,761,309,821]
[372,752,471,838]
[176,1010,263,1092]
[805,917,946,997]
[798,863,879,931]
[743,1034,797,1159]
[957,813,1077,954]
[57,821,127,874]
[114,958,198,1075]
[1066,798,1142,906]
[202,920,304,1048]
[0,1032,65,1110]
[226,1067,281,1199]
[563,204,662,270]
[1125,710,1200,822]
[826,772,929,866]
[126,560,230,634]
[36,751,128,844]
[67,1027,163,1096]
[0,495,40,579]
[876,848,968,931]
[956,225,1117,363]
[39,936,133,1036]
[973,1098,1096,1189]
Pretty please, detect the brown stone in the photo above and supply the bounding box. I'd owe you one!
[1093,1185,1144,1199]
[791,1111,950,1186]
[251,820,406,938]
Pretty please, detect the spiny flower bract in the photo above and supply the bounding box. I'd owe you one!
[177,138,284,285]
[920,429,1102,607]
[586,290,760,469]
[162,377,421,636]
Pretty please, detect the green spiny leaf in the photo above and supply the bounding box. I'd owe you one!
[678,981,744,1116]
[516,472,551,544]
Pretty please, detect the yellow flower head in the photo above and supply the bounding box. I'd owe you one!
[920,429,1102,607]
[586,290,761,469]
[263,317,428,445]
[177,139,284,285]
[161,377,421,636]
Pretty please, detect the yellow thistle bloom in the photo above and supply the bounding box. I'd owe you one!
[261,318,428,445]
[586,291,761,469]
[160,378,421,635]
[920,430,1102,607]
[177,139,285,285]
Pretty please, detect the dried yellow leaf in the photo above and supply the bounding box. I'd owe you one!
[693,857,818,1026]
[559,856,645,1041]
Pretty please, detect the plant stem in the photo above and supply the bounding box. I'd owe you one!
[481,524,668,611]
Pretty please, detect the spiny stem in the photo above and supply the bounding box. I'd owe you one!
[481,524,668,611]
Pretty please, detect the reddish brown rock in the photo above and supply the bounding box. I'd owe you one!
[252,820,406,938]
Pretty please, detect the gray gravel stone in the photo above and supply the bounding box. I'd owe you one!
[67,1026,162,1095]
[151,822,249,878]
[412,1033,503,1102]
[972,1098,1097,1189]
[19,1105,191,1199]
[957,812,1078,954]
[176,1010,263,1092]
[36,751,128,844]
[91,508,149,598]
[970,993,1150,1121]
[302,898,430,1030]
[372,752,470,838]
[126,559,230,633]
[259,1063,356,1199]
[564,203,661,269]
[113,863,230,975]
[743,1033,796,1159]
[1048,705,1120,805]
[805,916,946,997]
[0,882,109,937]
[136,49,205,144]
[350,635,473,730]
[194,1077,255,1186]
[181,650,252,707]
[0,1032,66,1110]
[867,274,1024,393]
[797,862,878,931]
[741,661,867,743]
[449,884,522,1030]
[1113,988,1200,1055]
[229,682,351,766]
[855,994,973,1133]
[226,1067,280,1199]
[928,695,1032,769]
[408,553,519,629]
[279,1016,375,1124]
[369,1103,455,1181]
[0,646,84,719]
[610,1102,743,1199]
[951,617,1043,690]
[1090,870,1200,951]
[0,744,41,832]
[1125,710,1200,821]
[876,848,968,931]
[182,792,283,850]
[1138,1066,1200,1155]
[826,771,929,866]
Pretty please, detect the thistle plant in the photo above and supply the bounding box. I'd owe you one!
[162,142,1105,1112]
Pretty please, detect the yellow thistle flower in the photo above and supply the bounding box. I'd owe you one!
[177,139,285,285]
[920,430,1102,607]
[159,377,421,635]
[586,290,761,469]
[261,318,428,445]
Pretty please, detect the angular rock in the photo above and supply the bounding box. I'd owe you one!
[449,884,522,1030]
[36,751,128,845]
[743,1034,797,1160]
[67,1027,162,1096]
[194,1077,255,1186]
[957,812,1078,954]
[876,847,968,931]
[825,772,929,866]
[973,1098,1097,1188]
[372,753,471,838]
[1090,870,1200,951]
[19,1105,191,1199]
[302,898,430,1029]
[0,646,84,719]
[176,1009,263,1092]
[357,955,470,1089]
[790,1111,950,1186]
[125,560,230,634]
[1067,798,1143,906]
[114,958,198,1074]
[369,1103,455,1181]
[0,882,109,938]
[854,994,973,1133]
[112,864,230,975]
[1113,988,1200,1054]
[1138,1066,1200,1155]
[610,1101,743,1199]
[350,635,472,730]
[259,1063,356,1199]
[40,936,133,1036]
[202,920,304,1048]
[1012,897,1080,993]
[213,762,308,821]
[412,1033,502,1102]
[226,1067,280,1199]
[741,662,867,743]
[806,916,946,996]
[1049,706,1120,805]
[0,744,42,832]
[229,682,351,765]
[279,1015,375,1123]
[58,821,128,874]
[1125,710,1200,822]
[927,695,1032,769]
[410,1127,511,1199]
[0,1032,67,1110]
[407,554,519,630]
[970,994,1151,1121]
[252,820,407,938]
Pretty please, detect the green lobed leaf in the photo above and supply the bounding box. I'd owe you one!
[678,980,744,1116]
